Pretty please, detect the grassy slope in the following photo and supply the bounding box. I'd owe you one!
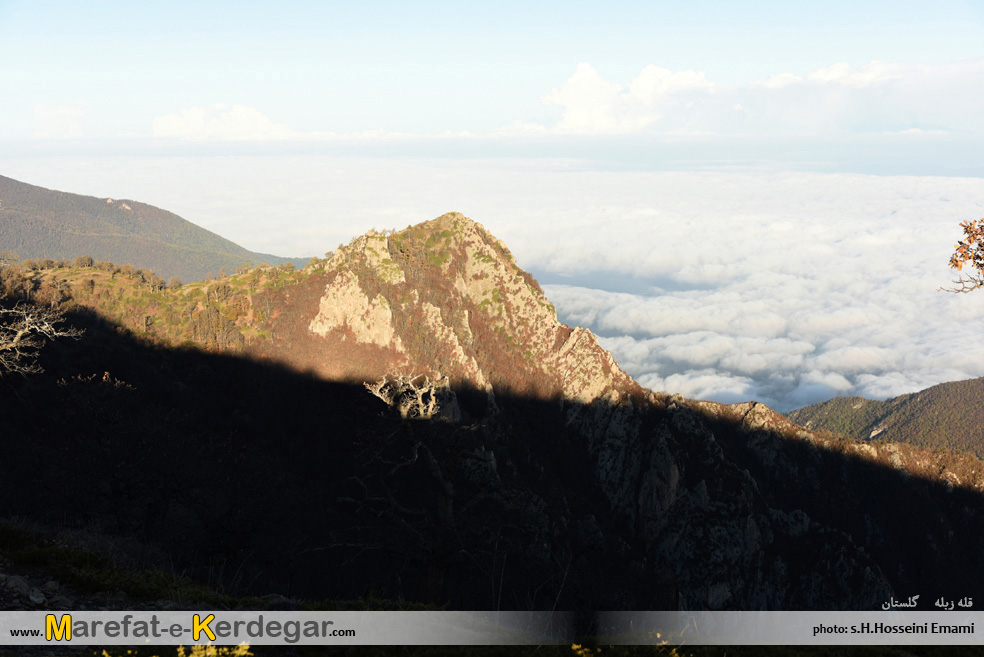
[0,174,307,282]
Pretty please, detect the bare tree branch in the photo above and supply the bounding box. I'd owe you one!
[0,303,83,376]
[939,276,984,294]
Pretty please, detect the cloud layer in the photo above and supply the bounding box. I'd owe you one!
[152,104,309,141]
[519,172,984,410]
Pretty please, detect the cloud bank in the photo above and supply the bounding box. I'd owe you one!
[152,104,311,141]
[535,63,716,136]
[518,172,984,410]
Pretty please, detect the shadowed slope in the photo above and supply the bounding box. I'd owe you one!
[6,306,984,613]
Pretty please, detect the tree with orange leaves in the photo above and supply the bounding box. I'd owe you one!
[942,219,984,293]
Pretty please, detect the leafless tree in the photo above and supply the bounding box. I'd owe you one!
[0,304,82,376]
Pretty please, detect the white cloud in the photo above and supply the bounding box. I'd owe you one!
[805,61,904,88]
[813,346,900,374]
[152,104,306,141]
[627,65,715,103]
[540,63,715,135]
[541,63,630,135]
[532,58,984,138]
[149,105,488,142]
[519,171,984,411]
[753,72,803,89]
[641,369,759,404]
[142,58,984,143]
[854,372,934,400]
[34,101,90,139]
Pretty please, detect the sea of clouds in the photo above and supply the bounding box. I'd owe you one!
[6,155,984,411]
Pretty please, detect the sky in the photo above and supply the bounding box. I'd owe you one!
[2,1,984,411]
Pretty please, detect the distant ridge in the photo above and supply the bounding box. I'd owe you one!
[0,174,306,282]
[786,377,984,457]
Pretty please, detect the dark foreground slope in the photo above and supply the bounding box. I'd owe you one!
[0,174,304,282]
[787,377,984,458]
[4,212,984,616]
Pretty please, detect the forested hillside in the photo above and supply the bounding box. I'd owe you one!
[786,378,984,458]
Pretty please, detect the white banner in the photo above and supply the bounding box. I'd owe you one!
[0,611,571,646]
[5,610,984,646]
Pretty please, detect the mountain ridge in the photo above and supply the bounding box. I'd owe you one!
[786,377,984,458]
[0,174,306,282]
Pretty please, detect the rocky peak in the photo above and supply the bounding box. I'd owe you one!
[303,212,636,409]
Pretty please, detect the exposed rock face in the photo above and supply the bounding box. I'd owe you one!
[308,271,405,352]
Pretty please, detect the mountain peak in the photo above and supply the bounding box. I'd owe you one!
[280,213,636,407]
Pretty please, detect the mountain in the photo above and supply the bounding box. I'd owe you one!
[0,174,306,282]
[786,377,984,458]
[5,211,984,616]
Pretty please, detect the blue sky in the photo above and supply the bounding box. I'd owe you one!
[2,0,983,166]
[3,1,984,410]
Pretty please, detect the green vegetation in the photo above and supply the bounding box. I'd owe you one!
[0,254,326,356]
[388,218,458,273]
